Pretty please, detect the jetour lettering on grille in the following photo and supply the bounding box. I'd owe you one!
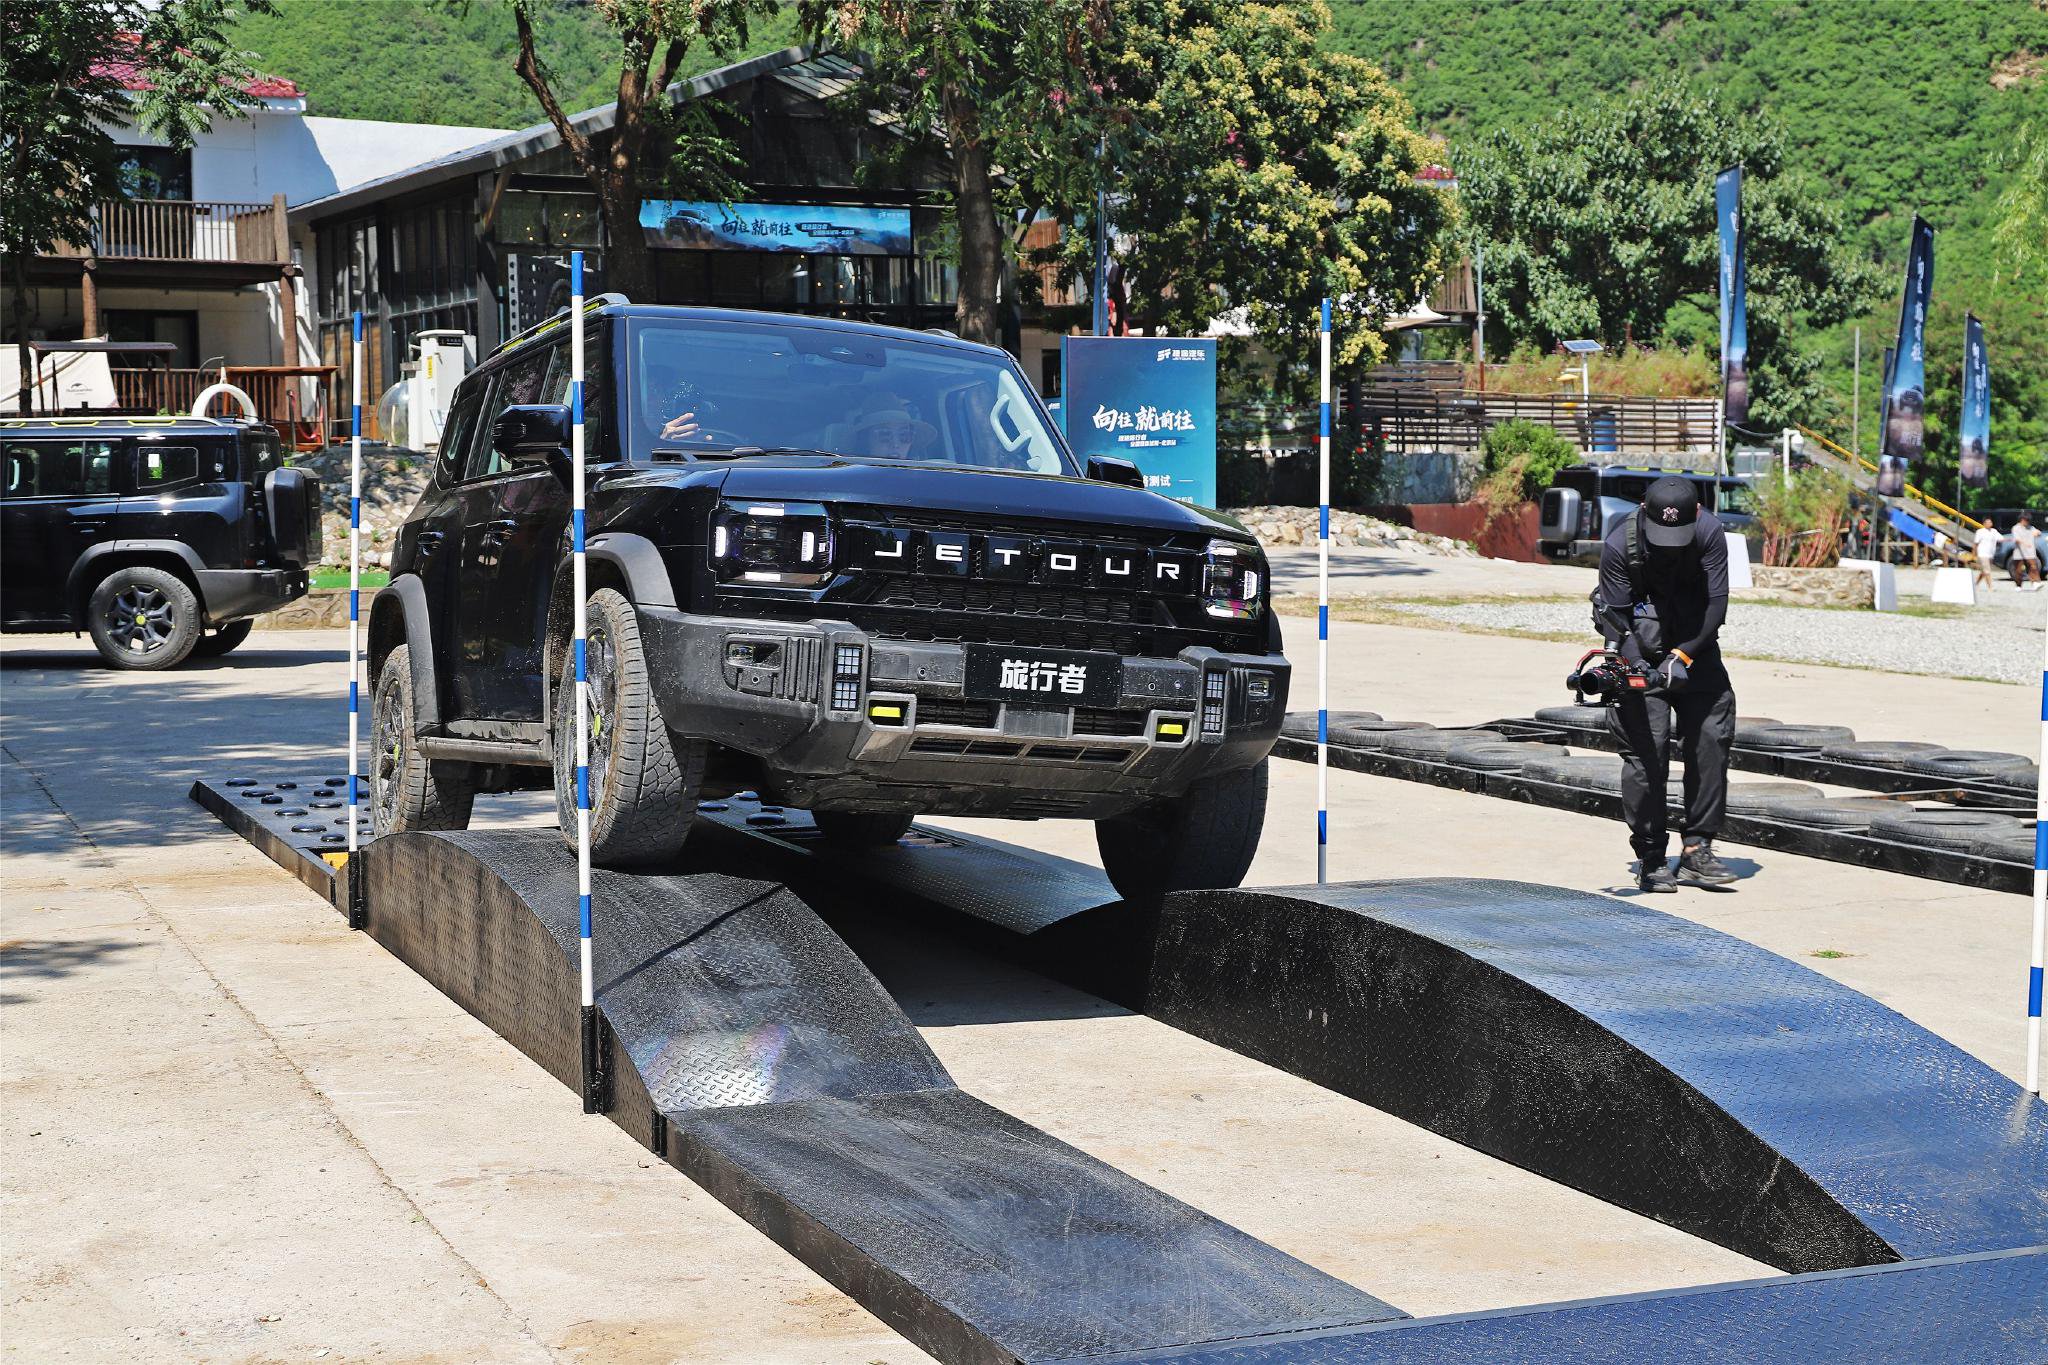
[851,525,1199,594]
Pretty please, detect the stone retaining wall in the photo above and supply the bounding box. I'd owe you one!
[1738,566,1874,609]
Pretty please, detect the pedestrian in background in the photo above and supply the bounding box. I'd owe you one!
[1973,520,2001,594]
[2014,514,2041,590]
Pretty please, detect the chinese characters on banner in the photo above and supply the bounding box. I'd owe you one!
[1060,337,1219,507]
[1959,313,1990,489]
[1878,215,1934,497]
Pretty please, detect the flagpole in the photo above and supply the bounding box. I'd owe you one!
[570,251,600,1113]
[347,310,363,871]
[2029,620,2045,1097]
[1317,297,1331,885]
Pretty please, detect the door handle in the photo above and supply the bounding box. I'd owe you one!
[479,519,518,545]
[415,530,445,553]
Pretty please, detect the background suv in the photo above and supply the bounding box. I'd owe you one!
[1,415,319,668]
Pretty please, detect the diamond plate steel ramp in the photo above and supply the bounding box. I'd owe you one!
[693,814,2048,1273]
[1107,1246,2048,1363]
[358,829,1402,1363]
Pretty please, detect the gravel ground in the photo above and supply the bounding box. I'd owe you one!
[1385,597,2044,684]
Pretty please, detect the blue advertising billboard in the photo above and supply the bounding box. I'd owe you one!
[640,201,913,255]
[1060,337,1218,508]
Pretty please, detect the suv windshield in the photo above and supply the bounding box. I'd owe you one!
[623,316,1074,475]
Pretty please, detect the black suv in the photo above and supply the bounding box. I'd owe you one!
[1,416,318,668]
[369,303,1288,900]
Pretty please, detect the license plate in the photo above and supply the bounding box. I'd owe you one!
[963,645,1123,708]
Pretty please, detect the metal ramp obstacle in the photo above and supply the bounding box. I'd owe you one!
[191,777,2048,1362]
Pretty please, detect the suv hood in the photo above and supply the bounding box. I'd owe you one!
[708,454,1251,542]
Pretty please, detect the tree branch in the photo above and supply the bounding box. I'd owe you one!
[512,1,598,183]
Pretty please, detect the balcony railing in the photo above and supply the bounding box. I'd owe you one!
[109,365,338,452]
[49,196,290,266]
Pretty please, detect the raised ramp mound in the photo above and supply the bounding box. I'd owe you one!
[701,813,2048,1273]
[359,829,1401,1363]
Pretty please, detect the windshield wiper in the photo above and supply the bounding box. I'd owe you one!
[649,445,843,462]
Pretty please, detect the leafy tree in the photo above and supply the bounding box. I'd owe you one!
[1456,83,1880,429]
[507,0,778,301]
[1993,119,2048,292]
[1,0,274,409]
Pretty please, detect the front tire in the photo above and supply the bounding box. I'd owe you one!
[553,588,704,867]
[370,644,474,833]
[192,619,255,658]
[87,566,200,670]
[1095,759,1269,902]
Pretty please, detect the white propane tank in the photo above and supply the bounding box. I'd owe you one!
[408,329,471,450]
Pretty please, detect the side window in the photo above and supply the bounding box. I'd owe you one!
[467,346,555,481]
[543,329,608,459]
[435,380,488,487]
[1,440,119,498]
[136,445,201,489]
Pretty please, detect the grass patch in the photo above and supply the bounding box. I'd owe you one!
[1808,949,1855,959]
[311,569,391,590]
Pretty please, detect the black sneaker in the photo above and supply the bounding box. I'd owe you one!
[1678,841,1738,886]
[1637,860,1678,893]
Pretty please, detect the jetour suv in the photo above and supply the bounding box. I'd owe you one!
[1,415,318,668]
[367,302,1288,901]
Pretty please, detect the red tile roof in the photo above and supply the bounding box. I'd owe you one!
[90,36,302,100]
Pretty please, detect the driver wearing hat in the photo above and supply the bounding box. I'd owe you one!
[1597,474,1739,893]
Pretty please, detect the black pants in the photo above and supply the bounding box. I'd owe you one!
[1607,681,1736,859]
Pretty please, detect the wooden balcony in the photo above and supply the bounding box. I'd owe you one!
[109,366,338,453]
[36,196,292,287]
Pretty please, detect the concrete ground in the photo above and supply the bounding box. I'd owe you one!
[2,575,2038,1361]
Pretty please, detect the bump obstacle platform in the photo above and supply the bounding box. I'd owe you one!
[194,777,2048,1362]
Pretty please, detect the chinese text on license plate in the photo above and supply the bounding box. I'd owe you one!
[964,645,1123,708]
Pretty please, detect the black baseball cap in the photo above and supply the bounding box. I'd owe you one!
[1641,475,1701,547]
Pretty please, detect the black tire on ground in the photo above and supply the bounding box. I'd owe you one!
[1969,821,2038,864]
[1328,719,1430,745]
[1867,807,2020,853]
[1774,798,1907,831]
[1522,755,1626,792]
[1730,717,1787,744]
[553,587,705,867]
[86,565,201,670]
[1897,750,2037,782]
[1722,782,1828,814]
[812,810,915,846]
[1534,704,1610,728]
[1446,740,1555,772]
[1816,740,1943,768]
[1096,759,1268,902]
[192,618,256,658]
[1738,723,1857,752]
[370,643,474,833]
[1372,727,1503,758]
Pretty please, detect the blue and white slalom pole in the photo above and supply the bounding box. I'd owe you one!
[348,310,363,867]
[2030,623,2045,1098]
[569,251,601,1113]
[1317,298,1331,885]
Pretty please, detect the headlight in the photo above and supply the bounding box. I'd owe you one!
[710,500,834,586]
[1201,539,1264,619]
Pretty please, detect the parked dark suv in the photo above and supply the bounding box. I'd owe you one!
[369,302,1288,900]
[1538,464,1759,559]
[1,416,319,668]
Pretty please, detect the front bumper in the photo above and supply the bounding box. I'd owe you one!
[195,566,310,623]
[638,607,1288,819]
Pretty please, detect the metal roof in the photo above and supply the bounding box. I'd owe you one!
[289,46,834,225]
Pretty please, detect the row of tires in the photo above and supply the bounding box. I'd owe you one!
[372,588,1270,903]
[1285,711,2036,866]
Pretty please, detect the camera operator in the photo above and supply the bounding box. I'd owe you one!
[1596,475,1738,892]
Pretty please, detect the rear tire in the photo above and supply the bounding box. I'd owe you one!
[87,566,200,670]
[553,588,704,867]
[370,644,474,833]
[812,810,914,846]
[1096,759,1268,903]
[193,619,255,658]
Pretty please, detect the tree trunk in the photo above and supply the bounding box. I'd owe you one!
[942,80,1001,347]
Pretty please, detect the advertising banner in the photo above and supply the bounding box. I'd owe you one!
[1716,165,1749,428]
[1878,215,1934,496]
[640,201,913,256]
[1960,312,1990,489]
[1060,337,1218,508]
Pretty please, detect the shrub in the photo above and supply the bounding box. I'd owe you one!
[1750,468,1853,567]
[1475,420,1579,526]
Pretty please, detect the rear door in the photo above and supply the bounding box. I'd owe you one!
[1,436,123,624]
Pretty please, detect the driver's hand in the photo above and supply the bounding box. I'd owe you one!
[661,412,701,441]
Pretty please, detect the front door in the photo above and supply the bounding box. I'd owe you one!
[1,436,123,625]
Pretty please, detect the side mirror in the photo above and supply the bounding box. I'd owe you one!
[1086,454,1146,489]
[493,404,571,466]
